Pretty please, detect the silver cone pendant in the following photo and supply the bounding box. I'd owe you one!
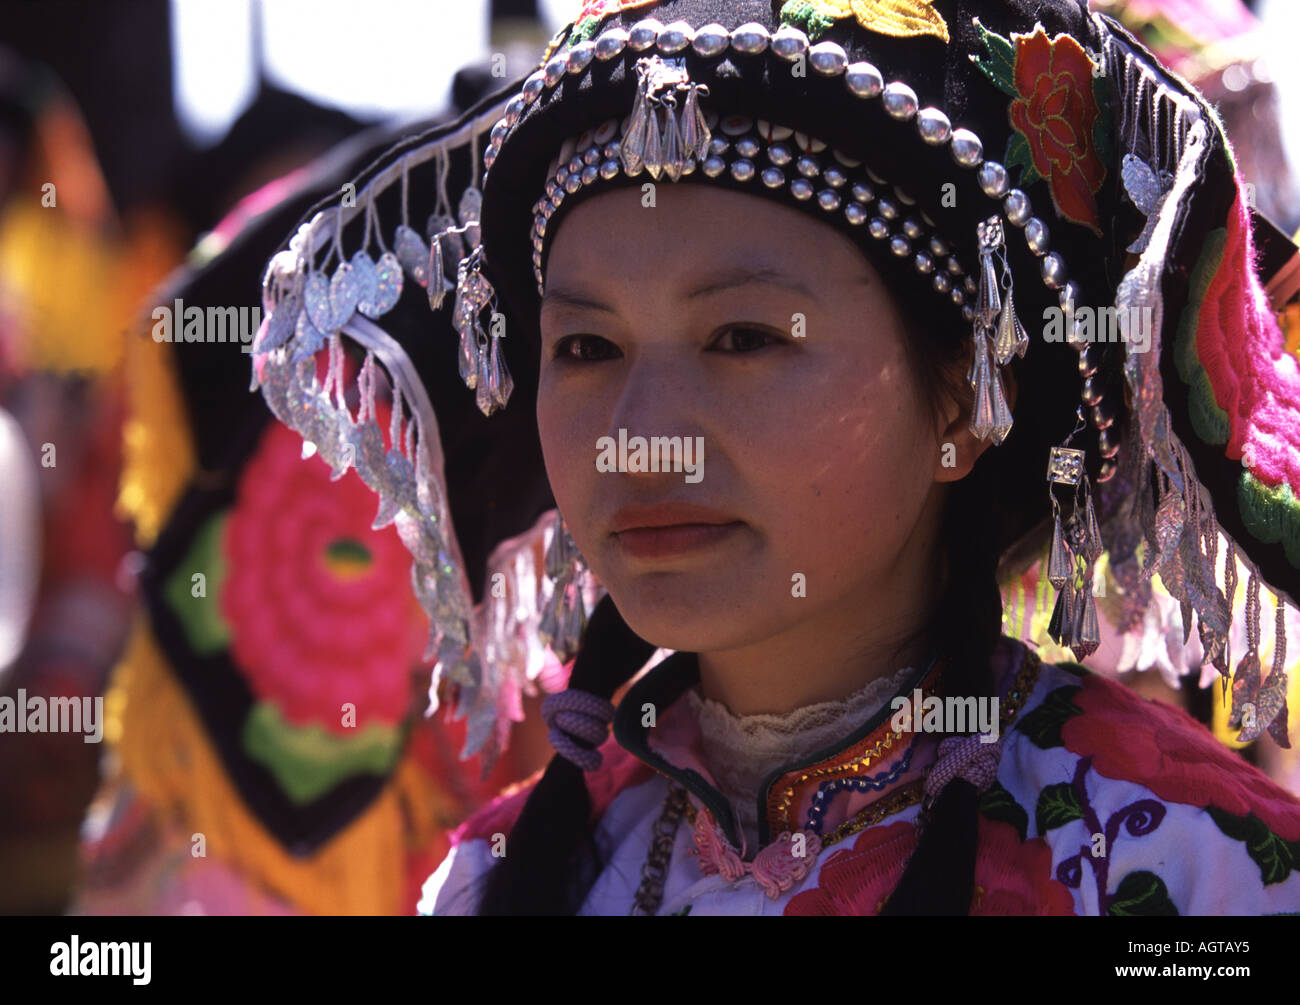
[1083,493,1103,563]
[969,336,996,441]
[642,102,663,180]
[990,364,1014,444]
[558,585,588,662]
[538,571,569,647]
[681,85,710,161]
[544,516,573,581]
[474,342,494,416]
[1048,515,1074,588]
[622,87,651,176]
[1048,581,1076,646]
[1070,588,1101,659]
[458,328,478,388]
[967,326,987,390]
[427,238,446,312]
[660,101,683,181]
[992,287,1029,365]
[976,252,1002,327]
[487,334,514,408]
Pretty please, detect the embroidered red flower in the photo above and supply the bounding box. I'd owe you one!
[221,420,429,735]
[784,815,1075,915]
[784,820,915,915]
[970,817,1075,915]
[974,21,1109,235]
[1059,672,1300,841]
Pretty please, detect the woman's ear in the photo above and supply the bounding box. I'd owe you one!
[932,350,1018,484]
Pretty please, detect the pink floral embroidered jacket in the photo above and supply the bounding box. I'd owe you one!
[420,636,1300,915]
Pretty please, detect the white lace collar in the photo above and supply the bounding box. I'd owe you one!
[684,663,919,855]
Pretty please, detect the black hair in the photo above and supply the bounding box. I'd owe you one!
[476,223,1018,917]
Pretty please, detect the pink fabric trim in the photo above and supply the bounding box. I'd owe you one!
[449,737,653,847]
[1196,183,1300,492]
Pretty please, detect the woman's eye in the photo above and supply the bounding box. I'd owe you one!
[710,326,781,353]
[552,334,621,362]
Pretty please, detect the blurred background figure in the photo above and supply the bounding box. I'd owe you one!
[0,0,561,915]
[0,40,170,916]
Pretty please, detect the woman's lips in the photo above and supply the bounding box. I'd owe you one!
[612,521,745,559]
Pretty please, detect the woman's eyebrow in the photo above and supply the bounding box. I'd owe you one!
[540,287,620,315]
[540,264,839,314]
[683,265,825,303]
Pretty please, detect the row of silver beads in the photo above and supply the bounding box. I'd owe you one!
[485,16,1116,481]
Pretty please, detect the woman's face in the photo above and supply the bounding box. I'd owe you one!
[537,182,979,657]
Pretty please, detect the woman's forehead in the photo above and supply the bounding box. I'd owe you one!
[542,183,875,292]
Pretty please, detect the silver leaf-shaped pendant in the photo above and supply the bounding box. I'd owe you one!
[371,251,403,315]
[1122,154,1171,254]
[329,260,360,329]
[426,212,456,242]
[394,224,430,289]
[1121,153,1163,215]
[291,308,327,363]
[458,188,483,227]
[1267,693,1291,748]
[303,271,334,332]
[260,292,301,353]
[350,251,379,317]
[1154,491,1186,571]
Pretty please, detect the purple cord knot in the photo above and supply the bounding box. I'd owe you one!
[541,689,617,772]
[922,734,1003,810]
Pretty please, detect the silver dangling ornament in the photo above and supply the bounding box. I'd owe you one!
[968,216,1019,446]
[538,513,590,664]
[620,55,711,182]
[452,247,514,415]
[1045,409,1104,660]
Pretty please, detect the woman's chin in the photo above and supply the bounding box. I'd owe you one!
[605,584,768,654]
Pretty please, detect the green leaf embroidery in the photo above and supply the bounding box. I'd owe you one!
[1108,871,1178,916]
[980,781,1029,841]
[164,512,231,654]
[1207,805,1300,886]
[973,19,1018,97]
[1035,781,1085,834]
[779,0,838,41]
[1014,685,1083,749]
[1004,132,1042,186]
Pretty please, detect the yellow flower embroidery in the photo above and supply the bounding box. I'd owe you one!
[782,0,950,44]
